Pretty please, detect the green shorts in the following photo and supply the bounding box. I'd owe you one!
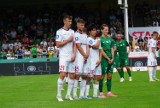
[119,56,129,67]
[101,58,114,75]
[113,55,120,68]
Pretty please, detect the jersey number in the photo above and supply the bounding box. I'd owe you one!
[60,65,65,71]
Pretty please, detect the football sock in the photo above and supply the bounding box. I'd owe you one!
[117,69,123,78]
[106,78,112,92]
[73,79,78,97]
[99,79,103,93]
[57,78,64,97]
[66,78,74,96]
[85,85,90,96]
[80,79,86,97]
[93,84,99,97]
[127,68,132,77]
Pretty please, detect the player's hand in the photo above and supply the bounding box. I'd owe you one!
[67,36,74,42]
[71,55,76,62]
[96,60,101,67]
[109,59,114,64]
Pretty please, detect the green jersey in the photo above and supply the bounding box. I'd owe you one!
[100,36,114,58]
[31,47,37,55]
[116,39,129,58]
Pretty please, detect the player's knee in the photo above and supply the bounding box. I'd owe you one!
[107,73,112,79]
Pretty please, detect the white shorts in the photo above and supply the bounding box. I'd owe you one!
[59,57,75,73]
[147,57,157,66]
[88,63,102,77]
[75,58,90,75]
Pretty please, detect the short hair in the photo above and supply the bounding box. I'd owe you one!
[152,31,158,35]
[63,15,72,20]
[100,24,109,30]
[76,18,86,24]
[87,23,97,32]
[116,30,122,34]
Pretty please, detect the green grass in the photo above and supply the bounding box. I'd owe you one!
[0,71,160,108]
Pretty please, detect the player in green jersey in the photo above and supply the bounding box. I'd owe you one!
[99,24,117,98]
[116,32,132,82]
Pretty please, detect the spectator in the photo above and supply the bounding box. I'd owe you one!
[36,44,42,58]
[137,36,144,47]
[10,29,17,40]
[30,45,37,58]
[41,48,48,58]
[40,38,47,49]
[24,48,31,58]
[2,40,8,50]
[143,37,148,51]
[14,39,21,48]
[48,50,54,58]
[17,48,24,59]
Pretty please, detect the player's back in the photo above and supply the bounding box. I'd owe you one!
[56,28,74,57]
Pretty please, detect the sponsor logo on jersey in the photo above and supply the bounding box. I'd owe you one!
[56,35,59,39]
[75,37,79,41]
[89,40,93,44]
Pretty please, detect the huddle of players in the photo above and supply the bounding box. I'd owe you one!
[56,15,132,102]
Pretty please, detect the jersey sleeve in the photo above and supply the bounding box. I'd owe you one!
[87,38,94,46]
[111,39,115,48]
[151,40,157,48]
[74,33,80,43]
[56,31,62,42]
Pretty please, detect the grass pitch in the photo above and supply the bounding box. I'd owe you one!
[0,71,160,108]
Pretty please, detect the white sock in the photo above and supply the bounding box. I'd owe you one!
[57,78,64,97]
[85,85,90,96]
[149,67,154,80]
[80,79,86,97]
[66,78,74,96]
[152,66,157,79]
[73,80,78,97]
[93,84,99,97]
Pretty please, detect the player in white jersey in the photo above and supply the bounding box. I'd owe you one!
[147,31,159,82]
[85,24,102,98]
[73,19,90,99]
[56,15,76,102]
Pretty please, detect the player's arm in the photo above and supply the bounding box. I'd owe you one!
[101,49,110,61]
[126,40,131,54]
[96,49,102,66]
[56,31,73,48]
[92,39,100,49]
[71,41,77,62]
[110,40,115,64]
[76,43,86,57]
[56,36,73,48]
[152,47,157,58]
[86,44,90,59]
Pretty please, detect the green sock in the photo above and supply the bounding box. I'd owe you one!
[99,79,103,92]
[117,69,123,78]
[106,79,112,92]
[127,68,131,77]
[121,69,124,78]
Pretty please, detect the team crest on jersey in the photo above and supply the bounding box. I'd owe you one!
[89,40,93,44]
[56,35,59,39]
[75,37,79,41]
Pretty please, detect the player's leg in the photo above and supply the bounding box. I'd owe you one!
[57,60,67,102]
[73,62,82,99]
[85,73,93,98]
[106,64,116,97]
[152,59,159,81]
[147,58,155,82]
[93,65,101,98]
[119,58,125,82]
[99,59,107,98]
[124,56,132,81]
[65,62,75,100]
[80,62,90,99]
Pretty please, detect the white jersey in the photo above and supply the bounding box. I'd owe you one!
[87,37,101,61]
[148,38,157,58]
[56,28,74,59]
[75,32,88,58]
